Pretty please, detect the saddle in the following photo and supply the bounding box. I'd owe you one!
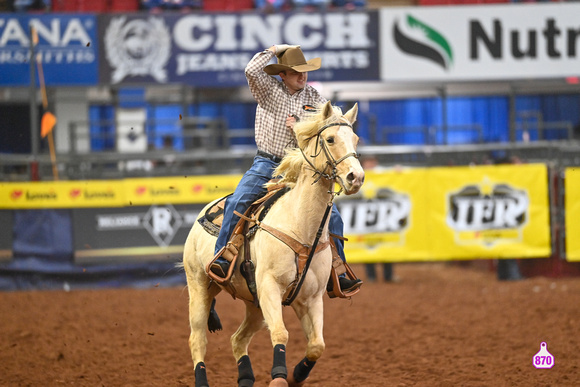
[198,182,360,302]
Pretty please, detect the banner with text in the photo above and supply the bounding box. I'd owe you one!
[380,3,580,82]
[0,175,241,209]
[72,204,202,263]
[565,167,580,262]
[1,166,551,262]
[0,13,98,86]
[341,164,551,262]
[98,11,380,86]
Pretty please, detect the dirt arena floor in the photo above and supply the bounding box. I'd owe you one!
[1,263,579,387]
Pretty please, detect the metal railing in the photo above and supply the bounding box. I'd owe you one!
[377,124,484,145]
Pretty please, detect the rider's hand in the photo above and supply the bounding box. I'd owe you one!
[273,44,300,55]
[286,114,298,135]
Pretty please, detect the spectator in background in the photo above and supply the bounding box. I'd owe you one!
[331,0,366,9]
[494,153,524,281]
[12,0,49,12]
[254,0,289,11]
[141,0,202,11]
[365,260,394,283]
[292,0,329,10]
[360,155,396,283]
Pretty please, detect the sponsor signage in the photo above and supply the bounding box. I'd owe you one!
[342,164,551,263]
[337,168,429,261]
[380,3,580,81]
[0,13,98,86]
[124,175,239,206]
[426,164,551,260]
[565,168,580,261]
[72,204,202,263]
[98,11,380,86]
[0,175,240,209]
[0,180,124,209]
[0,166,551,262]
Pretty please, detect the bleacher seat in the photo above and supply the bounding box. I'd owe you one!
[111,0,139,11]
[203,0,254,11]
[418,0,509,5]
[52,0,109,12]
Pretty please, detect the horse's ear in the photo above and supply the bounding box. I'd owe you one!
[344,103,358,125]
[321,101,333,120]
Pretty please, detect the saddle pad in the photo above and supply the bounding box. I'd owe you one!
[197,186,291,237]
[198,195,229,237]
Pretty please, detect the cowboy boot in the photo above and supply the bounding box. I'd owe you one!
[207,233,244,283]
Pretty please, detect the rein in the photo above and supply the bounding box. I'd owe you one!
[281,121,357,305]
[282,201,333,306]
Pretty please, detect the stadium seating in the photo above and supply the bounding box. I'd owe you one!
[52,0,139,12]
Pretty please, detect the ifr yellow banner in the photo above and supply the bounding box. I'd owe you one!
[337,167,430,262]
[342,164,551,262]
[427,164,551,260]
[565,168,580,261]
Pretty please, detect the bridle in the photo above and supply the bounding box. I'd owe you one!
[300,122,360,189]
[282,120,359,305]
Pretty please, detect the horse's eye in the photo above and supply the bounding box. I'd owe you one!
[326,136,334,144]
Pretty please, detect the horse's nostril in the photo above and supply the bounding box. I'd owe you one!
[347,172,355,183]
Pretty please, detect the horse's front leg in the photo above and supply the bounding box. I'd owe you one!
[184,265,221,387]
[287,296,325,387]
[230,303,265,387]
[259,275,290,387]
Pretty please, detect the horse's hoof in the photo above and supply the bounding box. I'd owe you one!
[238,378,254,387]
[269,378,289,387]
[287,374,307,387]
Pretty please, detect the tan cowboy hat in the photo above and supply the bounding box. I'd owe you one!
[264,47,321,75]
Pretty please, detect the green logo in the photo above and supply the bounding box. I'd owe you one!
[393,15,453,70]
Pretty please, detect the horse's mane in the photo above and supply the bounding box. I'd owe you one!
[269,103,345,186]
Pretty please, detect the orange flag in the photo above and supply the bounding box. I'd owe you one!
[41,111,57,138]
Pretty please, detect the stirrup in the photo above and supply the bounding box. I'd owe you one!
[327,261,362,299]
[206,247,236,285]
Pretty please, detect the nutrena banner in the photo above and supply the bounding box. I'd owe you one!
[98,11,379,86]
[341,164,551,262]
[380,3,580,81]
[565,168,580,261]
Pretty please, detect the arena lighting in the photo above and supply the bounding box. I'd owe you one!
[565,77,580,84]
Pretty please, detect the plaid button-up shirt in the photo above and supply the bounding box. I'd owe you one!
[245,49,327,159]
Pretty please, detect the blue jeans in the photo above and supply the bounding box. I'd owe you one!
[214,155,346,262]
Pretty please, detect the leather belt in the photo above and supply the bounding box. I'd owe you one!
[257,150,282,163]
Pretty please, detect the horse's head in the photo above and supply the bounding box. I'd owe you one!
[296,101,365,195]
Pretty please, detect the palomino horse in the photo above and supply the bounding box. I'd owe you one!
[182,101,364,387]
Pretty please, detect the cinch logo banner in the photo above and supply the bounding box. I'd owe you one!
[0,181,124,208]
[98,11,379,86]
[343,164,551,263]
[380,3,580,82]
[0,13,98,86]
[565,168,580,261]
